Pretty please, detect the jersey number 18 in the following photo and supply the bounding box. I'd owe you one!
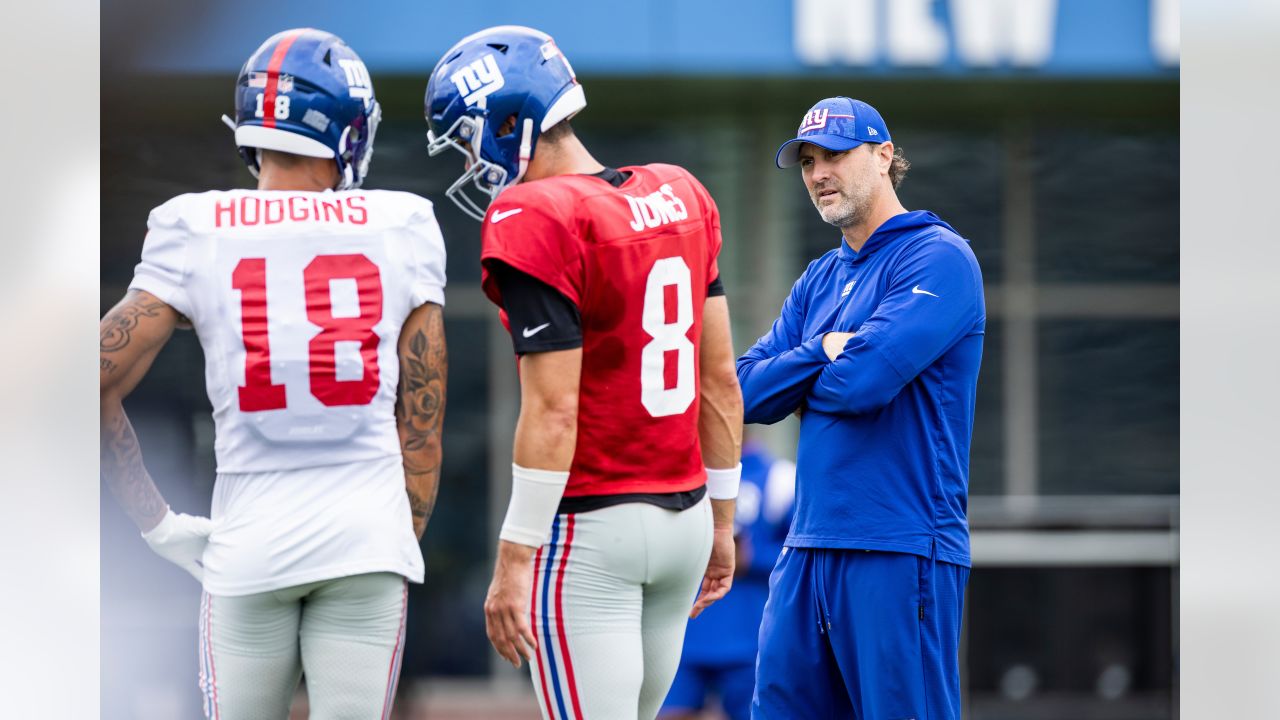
[233,254,383,411]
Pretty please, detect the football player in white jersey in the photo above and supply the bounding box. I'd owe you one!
[99,29,447,719]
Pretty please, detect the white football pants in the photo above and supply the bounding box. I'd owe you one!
[198,572,408,720]
[528,496,713,720]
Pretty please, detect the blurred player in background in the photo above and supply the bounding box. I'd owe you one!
[659,441,795,720]
[99,28,448,719]
[426,25,744,720]
[737,97,984,720]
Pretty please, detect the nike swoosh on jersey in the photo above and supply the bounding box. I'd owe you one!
[490,208,524,223]
[912,285,939,297]
[522,322,551,338]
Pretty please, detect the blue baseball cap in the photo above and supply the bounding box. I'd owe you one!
[775,97,891,169]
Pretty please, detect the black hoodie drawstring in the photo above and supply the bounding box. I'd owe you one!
[814,549,833,634]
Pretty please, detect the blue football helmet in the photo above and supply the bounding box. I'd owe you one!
[222,28,381,190]
[425,26,587,220]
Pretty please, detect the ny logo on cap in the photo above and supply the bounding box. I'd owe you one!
[799,108,829,134]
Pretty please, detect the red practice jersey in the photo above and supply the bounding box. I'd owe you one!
[480,164,723,498]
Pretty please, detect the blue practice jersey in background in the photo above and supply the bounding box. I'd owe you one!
[737,211,984,567]
[678,442,795,666]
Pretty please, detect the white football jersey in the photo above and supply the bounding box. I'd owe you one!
[129,188,446,594]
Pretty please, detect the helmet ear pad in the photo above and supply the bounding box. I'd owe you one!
[481,111,532,178]
[493,114,519,139]
[488,81,587,177]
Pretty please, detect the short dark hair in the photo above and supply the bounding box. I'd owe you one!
[539,119,575,145]
[888,146,910,189]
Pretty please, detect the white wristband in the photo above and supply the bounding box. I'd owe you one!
[705,464,743,500]
[499,464,570,548]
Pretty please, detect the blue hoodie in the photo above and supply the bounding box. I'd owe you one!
[736,210,984,567]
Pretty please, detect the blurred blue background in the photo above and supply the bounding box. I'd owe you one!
[101,1,1178,718]
[122,0,1177,76]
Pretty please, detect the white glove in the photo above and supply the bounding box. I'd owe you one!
[142,508,214,582]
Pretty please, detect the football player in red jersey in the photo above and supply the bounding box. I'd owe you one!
[427,26,744,720]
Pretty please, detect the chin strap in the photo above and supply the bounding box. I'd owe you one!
[223,114,259,179]
[469,99,488,166]
[512,118,534,185]
[335,126,353,190]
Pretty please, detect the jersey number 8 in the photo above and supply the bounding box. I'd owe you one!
[233,254,383,411]
[640,257,695,417]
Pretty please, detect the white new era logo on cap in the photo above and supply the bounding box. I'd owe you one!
[867,127,878,136]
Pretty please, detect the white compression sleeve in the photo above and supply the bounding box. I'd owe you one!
[499,464,571,547]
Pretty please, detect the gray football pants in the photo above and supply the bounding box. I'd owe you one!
[528,497,713,720]
[198,572,408,720]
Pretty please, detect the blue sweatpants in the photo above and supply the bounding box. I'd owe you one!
[752,547,968,720]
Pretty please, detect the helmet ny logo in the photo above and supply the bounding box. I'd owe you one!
[337,58,373,108]
[451,54,506,107]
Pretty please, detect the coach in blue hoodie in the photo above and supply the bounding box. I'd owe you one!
[740,97,984,720]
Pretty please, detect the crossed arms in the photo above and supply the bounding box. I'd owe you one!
[737,242,981,421]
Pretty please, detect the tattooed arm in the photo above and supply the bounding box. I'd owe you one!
[100,290,180,531]
[396,302,447,540]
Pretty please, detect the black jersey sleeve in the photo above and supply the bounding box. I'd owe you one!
[707,275,725,297]
[489,260,584,354]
